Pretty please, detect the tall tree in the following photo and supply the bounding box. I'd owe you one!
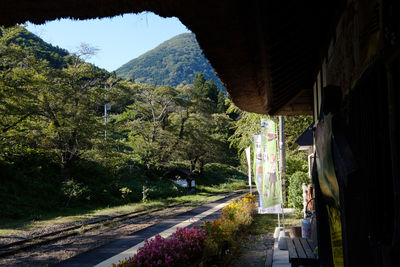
[0,29,109,180]
[192,72,206,97]
[118,84,178,166]
[204,80,219,105]
[217,90,227,113]
[42,56,107,180]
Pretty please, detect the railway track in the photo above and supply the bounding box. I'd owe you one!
[0,190,247,258]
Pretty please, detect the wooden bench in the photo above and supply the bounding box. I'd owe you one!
[286,237,318,267]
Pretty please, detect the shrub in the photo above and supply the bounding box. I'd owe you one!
[286,153,309,176]
[197,163,246,186]
[113,194,256,267]
[204,194,256,259]
[113,227,206,267]
[0,151,62,219]
[287,171,310,210]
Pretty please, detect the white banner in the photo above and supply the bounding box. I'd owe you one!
[245,146,251,187]
[253,134,265,212]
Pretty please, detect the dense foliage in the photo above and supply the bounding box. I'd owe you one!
[114,227,206,267]
[0,25,311,221]
[227,100,313,209]
[0,26,239,220]
[115,33,224,91]
[288,171,310,210]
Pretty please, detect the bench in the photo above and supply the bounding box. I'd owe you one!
[286,237,318,267]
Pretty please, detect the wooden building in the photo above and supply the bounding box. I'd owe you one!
[1,0,399,266]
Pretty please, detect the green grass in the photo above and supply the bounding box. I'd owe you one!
[0,193,226,237]
[249,212,302,236]
[197,178,248,194]
[0,161,250,237]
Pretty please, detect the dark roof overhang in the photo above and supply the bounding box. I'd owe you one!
[295,122,314,147]
[0,0,345,115]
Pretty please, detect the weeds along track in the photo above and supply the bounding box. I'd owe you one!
[0,190,247,258]
[0,207,165,258]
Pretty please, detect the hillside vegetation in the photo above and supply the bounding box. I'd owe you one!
[0,26,311,223]
[115,33,224,90]
[0,26,241,221]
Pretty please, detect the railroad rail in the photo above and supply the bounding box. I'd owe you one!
[0,190,247,258]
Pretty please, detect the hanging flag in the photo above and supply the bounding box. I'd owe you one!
[245,146,252,187]
[259,118,283,214]
[253,134,265,211]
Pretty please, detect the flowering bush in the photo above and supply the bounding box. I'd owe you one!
[113,194,256,267]
[203,217,236,256]
[221,193,256,227]
[203,194,256,258]
[171,227,206,261]
[113,227,206,267]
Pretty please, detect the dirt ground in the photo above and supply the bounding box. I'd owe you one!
[0,204,197,267]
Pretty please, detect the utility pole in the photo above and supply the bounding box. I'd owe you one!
[104,103,108,140]
[103,77,117,141]
[104,103,111,140]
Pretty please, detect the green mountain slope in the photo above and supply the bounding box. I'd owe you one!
[115,33,224,90]
[0,26,70,68]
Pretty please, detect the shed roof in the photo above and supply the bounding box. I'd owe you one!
[295,122,314,147]
[0,0,344,115]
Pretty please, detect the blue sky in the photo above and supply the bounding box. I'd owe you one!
[26,12,190,72]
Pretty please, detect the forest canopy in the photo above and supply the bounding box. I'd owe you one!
[0,26,237,219]
[115,33,224,91]
[0,26,311,219]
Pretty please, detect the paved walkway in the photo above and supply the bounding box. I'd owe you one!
[231,234,274,267]
[231,209,295,267]
[272,239,290,267]
[54,193,244,267]
[230,234,291,267]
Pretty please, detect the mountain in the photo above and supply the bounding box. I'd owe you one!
[115,33,224,90]
[0,26,70,68]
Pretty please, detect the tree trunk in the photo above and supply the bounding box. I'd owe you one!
[60,157,70,181]
[190,158,197,173]
[199,159,204,174]
[186,178,192,193]
[60,151,75,181]
[151,124,156,143]
[189,157,198,194]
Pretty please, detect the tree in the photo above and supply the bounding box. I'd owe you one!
[227,100,264,168]
[0,29,109,180]
[227,100,312,170]
[217,90,227,113]
[192,72,206,97]
[284,115,313,151]
[0,29,59,154]
[118,84,179,166]
[41,57,107,180]
[204,80,219,106]
[169,84,232,175]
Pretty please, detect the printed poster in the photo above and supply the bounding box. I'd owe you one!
[259,119,282,214]
[253,134,265,211]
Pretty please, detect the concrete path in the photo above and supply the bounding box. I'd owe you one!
[54,192,244,267]
[231,233,274,267]
[272,239,290,267]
